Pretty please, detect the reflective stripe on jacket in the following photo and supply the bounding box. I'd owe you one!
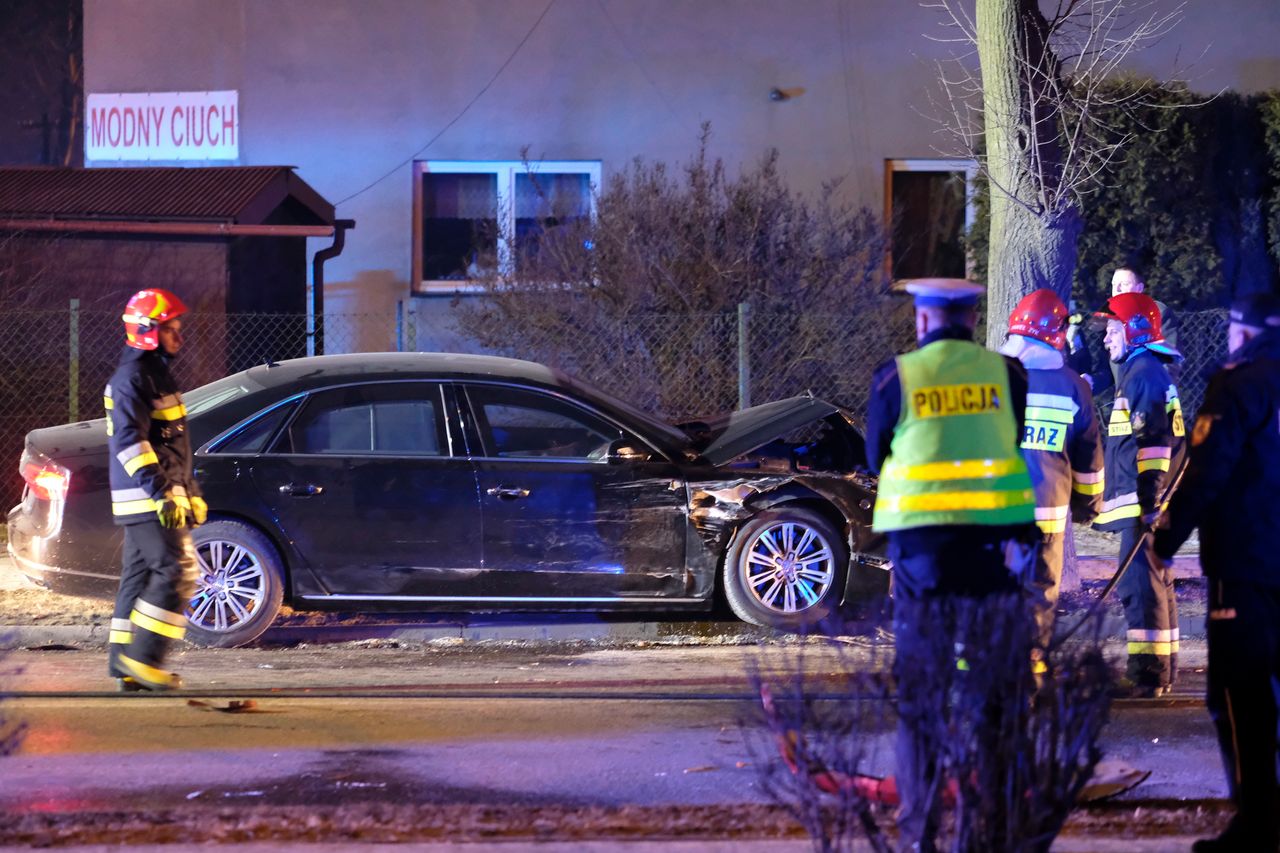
[1001,335,1104,534]
[873,338,1035,532]
[105,346,201,525]
[1094,347,1185,532]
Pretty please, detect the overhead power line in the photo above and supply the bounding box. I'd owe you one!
[334,0,558,208]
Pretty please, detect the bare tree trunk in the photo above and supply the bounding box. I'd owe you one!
[976,0,1082,349]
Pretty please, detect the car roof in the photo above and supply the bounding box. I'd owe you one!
[242,352,563,391]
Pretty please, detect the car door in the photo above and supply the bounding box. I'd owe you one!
[246,381,484,599]
[459,382,691,600]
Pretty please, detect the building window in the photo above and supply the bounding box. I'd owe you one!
[413,160,601,294]
[884,159,977,282]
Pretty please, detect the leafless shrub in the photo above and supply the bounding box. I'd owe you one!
[747,596,1112,853]
[453,127,892,420]
[746,624,897,853]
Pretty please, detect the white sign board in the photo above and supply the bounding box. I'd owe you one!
[86,91,239,161]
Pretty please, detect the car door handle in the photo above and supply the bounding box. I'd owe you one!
[486,486,530,500]
[279,483,324,497]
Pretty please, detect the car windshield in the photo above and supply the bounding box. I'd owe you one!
[184,372,262,417]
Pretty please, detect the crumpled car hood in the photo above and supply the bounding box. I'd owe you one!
[689,395,842,467]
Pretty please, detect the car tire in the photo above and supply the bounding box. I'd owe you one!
[185,519,285,648]
[723,506,848,632]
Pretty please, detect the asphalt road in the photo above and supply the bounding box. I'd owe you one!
[2,644,1225,809]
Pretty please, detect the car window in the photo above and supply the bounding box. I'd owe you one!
[184,374,260,417]
[276,384,447,456]
[210,400,299,454]
[466,385,622,460]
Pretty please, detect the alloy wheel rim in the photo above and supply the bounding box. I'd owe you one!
[743,521,835,613]
[189,539,266,633]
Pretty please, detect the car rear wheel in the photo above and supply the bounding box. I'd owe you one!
[723,506,847,631]
[185,519,284,648]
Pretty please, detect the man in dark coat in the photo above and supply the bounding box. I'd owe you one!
[1154,293,1280,852]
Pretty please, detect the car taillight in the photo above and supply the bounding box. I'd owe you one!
[20,451,71,502]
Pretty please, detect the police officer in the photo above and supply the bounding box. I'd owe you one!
[1000,289,1104,648]
[1092,292,1186,697]
[106,289,205,692]
[866,278,1038,851]
[1153,293,1280,852]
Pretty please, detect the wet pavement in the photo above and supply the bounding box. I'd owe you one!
[0,551,1230,849]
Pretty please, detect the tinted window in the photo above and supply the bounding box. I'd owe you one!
[212,400,299,454]
[467,385,622,459]
[278,384,446,456]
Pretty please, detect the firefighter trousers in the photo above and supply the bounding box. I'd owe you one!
[1116,525,1178,689]
[1205,579,1280,847]
[1027,531,1064,650]
[107,521,197,686]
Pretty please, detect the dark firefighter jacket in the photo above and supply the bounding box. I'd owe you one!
[1093,346,1186,531]
[105,346,200,526]
[1000,335,1105,533]
[1154,329,1280,584]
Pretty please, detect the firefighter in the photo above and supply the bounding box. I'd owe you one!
[105,289,205,692]
[1071,267,1179,395]
[999,289,1104,649]
[1092,292,1185,697]
[1153,293,1280,852]
[866,278,1038,851]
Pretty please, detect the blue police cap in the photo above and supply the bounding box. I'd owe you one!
[892,278,984,307]
[1229,293,1280,329]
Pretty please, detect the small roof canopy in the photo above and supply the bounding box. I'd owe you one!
[0,166,335,236]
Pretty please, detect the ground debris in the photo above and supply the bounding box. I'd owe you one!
[185,699,260,714]
[0,800,1233,847]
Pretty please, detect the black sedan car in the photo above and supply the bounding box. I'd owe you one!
[8,353,886,646]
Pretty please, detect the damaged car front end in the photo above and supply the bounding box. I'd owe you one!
[680,395,889,630]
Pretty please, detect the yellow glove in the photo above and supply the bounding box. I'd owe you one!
[190,496,208,526]
[156,495,187,529]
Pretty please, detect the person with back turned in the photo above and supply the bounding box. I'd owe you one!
[1000,289,1104,652]
[865,278,1039,851]
[105,288,206,692]
[1154,293,1280,853]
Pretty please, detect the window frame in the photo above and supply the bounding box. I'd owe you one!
[206,381,458,459]
[456,381,647,464]
[883,158,978,283]
[412,159,602,295]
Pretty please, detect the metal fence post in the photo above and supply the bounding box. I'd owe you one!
[737,301,751,410]
[396,300,405,352]
[68,298,80,423]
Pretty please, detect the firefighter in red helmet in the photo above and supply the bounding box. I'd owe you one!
[105,289,205,691]
[1093,292,1186,697]
[1000,290,1104,652]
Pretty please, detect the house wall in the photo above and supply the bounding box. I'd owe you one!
[83,0,1280,349]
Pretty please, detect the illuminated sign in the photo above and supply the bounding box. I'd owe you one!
[86,91,239,161]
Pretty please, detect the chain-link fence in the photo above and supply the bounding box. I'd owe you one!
[0,301,1229,512]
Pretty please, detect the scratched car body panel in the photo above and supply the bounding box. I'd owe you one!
[8,353,886,644]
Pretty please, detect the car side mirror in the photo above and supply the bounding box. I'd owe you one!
[607,439,652,464]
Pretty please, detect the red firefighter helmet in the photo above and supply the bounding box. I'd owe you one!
[122,289,188,350]
[1094,292,1164,348]
[1007,289,1069,349]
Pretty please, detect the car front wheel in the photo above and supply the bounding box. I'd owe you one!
[723,506,847,631]
[185,519,285,648]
